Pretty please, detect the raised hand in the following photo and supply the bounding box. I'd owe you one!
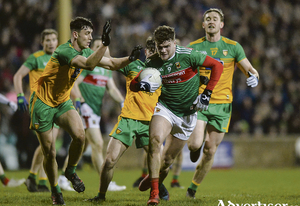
[129,45,143,62]
[102,20,111,46]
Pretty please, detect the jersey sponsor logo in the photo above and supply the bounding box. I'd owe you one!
[223,50,228,56]
[116,128,122,134]
[83,74,109,87]
[162,67,197,84]
[197,50,207,55]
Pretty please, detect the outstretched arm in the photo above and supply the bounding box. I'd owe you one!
[98,45,143,71]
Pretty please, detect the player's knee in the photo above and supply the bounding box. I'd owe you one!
[162,156,173,169]
[73,130,85,144]
[103,157,116,170]
[149,134,162,153]
[44,148,56,160]
[203,147,216,161]
[188,144,201,152]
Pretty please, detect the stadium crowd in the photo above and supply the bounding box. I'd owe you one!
[0,0,300,169]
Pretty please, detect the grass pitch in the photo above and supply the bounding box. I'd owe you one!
[1,166,299,206]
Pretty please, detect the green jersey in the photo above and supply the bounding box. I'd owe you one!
[188,36,246,104]
[79,67,112,116]
[145,45,206,117]
[23,50,52,93]
[117,60,161,121]
[33,39,93,107]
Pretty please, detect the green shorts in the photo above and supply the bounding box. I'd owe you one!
[197,103,232,133]
[29,92,75,132]
[109,116,150,148]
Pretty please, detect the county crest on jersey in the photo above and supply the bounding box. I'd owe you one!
[145,45,207,117]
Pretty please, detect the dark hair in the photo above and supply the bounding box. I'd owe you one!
[146,36,155,49]
[41,29,58,42]
[203,8,224,22]
[70,17,94,32]
[153,25,175,45]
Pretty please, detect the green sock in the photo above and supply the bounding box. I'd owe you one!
[0,174,6,180]
[65,165,76,176]
[173,175,179,180]
[29,173,37,180]
[51,184,62,194]
[142,168,148,174]
[189,182,199,191]
[38,179,47,186]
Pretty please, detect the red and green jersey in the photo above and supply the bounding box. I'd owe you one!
[187,36,246,104]
[146,45,207,117]
[23,50,52,94]
[79,67,112,116]
[118,60,161,121]
[32,39,93,107]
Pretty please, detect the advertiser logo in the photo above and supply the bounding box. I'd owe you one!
[218,200,290,206]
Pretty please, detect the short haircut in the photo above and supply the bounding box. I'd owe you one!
[153,25,175,45]
[41,29,58,42]
[70,17,94,32]
[203,8,224,22]
[146,36,155,50]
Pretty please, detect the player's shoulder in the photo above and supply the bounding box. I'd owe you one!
[32,50,46,58]
[176,45,192,54]
[131,59,145,66]
[188,37,206,47]
[221,36,239,46]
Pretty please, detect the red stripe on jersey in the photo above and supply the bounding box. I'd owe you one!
[162,67,197,84]
[83,74,109,87]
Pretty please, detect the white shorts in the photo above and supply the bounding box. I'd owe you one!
[153,102,197,140]
[81,113,101,129]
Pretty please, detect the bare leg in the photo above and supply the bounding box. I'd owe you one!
[99,137,127,193]
[55,110,85,168]
[36,128,57,187]
[188,120,207,152]
[148,116,172,180]
[159,134,186,183]
[85,128,104,175]
[38,127,60,181]
[192,124,224,184]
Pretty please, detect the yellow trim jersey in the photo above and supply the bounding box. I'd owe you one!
[32,40,93,107]
[188,36,246,104]
[23,50,52,93]
[118,60,161,121]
